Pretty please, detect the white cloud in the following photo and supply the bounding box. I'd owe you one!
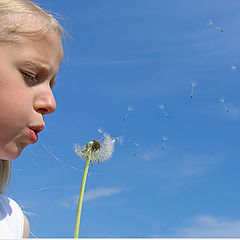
[84,187,122,201]
[175,215,240,237]
[142,147,166,161]
[178,153,224,177]
[58,199,73,209]
[155,153,224,185]
[58,188,122,209]
[57,187,123,209]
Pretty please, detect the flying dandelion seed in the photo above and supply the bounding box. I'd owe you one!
[97,128,103,134]
[219,98,229,113]
[207,19,213,26]
[127,139,140,147]
[132,142,139,158]
[207,19,224,32]
[114,135,124,144]
[20,204,37,225]
[216,26,224,32]
[133,141,139,147]
[231,65,237,70]
[158,104,170,119]
[122,105,133,121]
[190,81,197,99]
[23,210,37,217]
[74,131,115,238]
[231,56,237,71]
[161,136,168,151]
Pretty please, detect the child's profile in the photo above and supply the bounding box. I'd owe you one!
[0,0,64,238]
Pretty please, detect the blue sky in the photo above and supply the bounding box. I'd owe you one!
[7,0,240,238]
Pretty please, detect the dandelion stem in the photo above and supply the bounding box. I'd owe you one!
[74,153,91,238]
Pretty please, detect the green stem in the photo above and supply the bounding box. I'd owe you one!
[74,154,91,238]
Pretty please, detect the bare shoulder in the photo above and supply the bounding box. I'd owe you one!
[23,214,30,238]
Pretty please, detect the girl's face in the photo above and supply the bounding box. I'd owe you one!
[0,29,63,160]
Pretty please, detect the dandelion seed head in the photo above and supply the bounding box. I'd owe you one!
[74,131,115,163]
[99,135,115,162]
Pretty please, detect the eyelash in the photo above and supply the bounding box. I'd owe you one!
[21,71,55,89]
[22,72,38,85]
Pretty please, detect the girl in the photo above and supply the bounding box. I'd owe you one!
[0,0,64,238]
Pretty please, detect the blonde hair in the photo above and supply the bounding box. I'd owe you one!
[0,0,65,193]
[0,0,65,44]
[0,161,12,194]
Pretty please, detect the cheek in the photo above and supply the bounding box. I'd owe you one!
[0,90,33,128]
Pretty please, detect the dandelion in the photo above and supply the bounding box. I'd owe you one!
[190,81,197,99]
[161,136,168,151]
[73,131,115,238]
[219,98,229,113]
[207,19,224,32]
[122,105,133,121]
[158,104,170,119]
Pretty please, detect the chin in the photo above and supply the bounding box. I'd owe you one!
[0,144,26,160]
[0,152,21,161]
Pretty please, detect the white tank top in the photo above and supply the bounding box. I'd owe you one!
[0,194,24,239]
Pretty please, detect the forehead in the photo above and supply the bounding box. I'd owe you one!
[12,30,63,75]
[0,13,63,50]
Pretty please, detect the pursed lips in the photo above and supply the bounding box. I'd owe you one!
[28,125,44,143]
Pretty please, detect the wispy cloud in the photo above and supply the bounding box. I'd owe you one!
[141,147,166,161]
[58,187,123,209]
[74,56,162,67]
[227,105,240,119]
[175,215,240,237]
[143,151,225,185]
[84,187,122,201]
[177,153,224,177]
[58,196,76,209]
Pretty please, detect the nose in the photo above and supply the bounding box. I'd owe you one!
[34,88,56,115]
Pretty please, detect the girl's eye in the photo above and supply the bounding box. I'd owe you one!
[22,72,38,85]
